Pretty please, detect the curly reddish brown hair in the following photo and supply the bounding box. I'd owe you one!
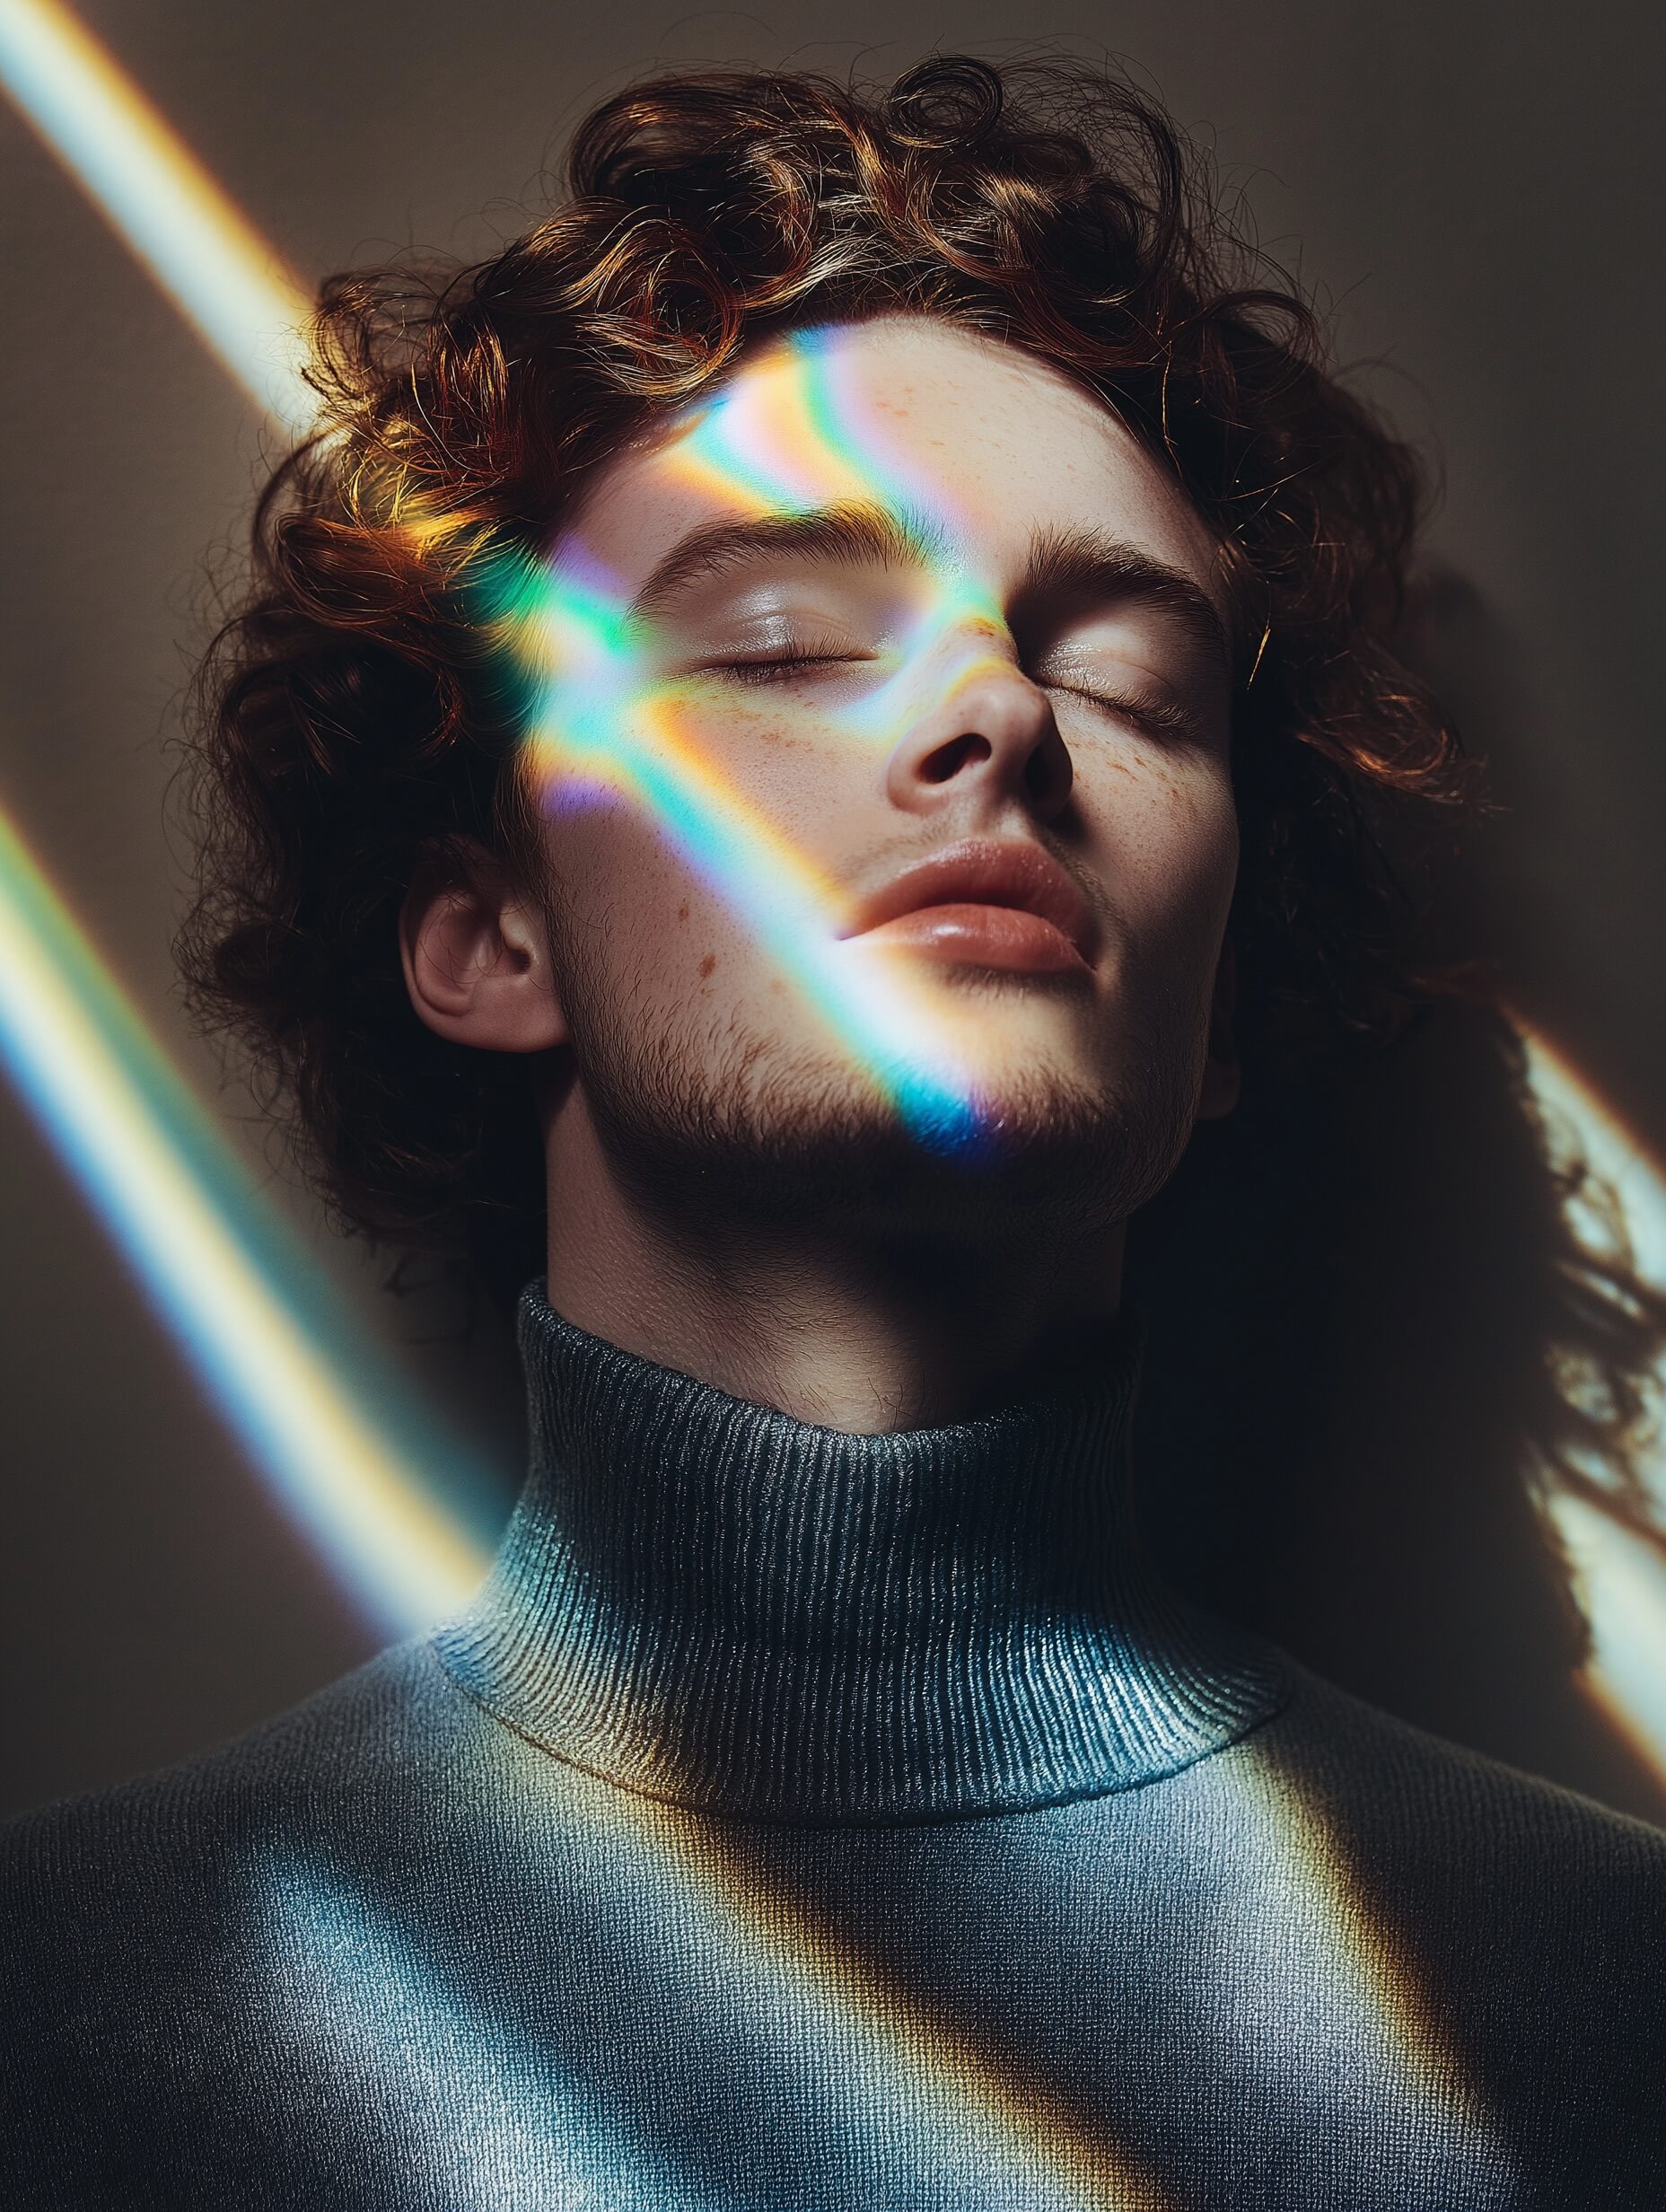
[180,53,1468,1296]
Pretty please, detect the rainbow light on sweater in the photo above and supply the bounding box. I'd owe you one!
[0,22,1626,2170]
[0,0,1661,1979]
[263,1838,1167,2209]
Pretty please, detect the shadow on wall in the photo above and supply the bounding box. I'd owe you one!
[1133,883,1666,1824]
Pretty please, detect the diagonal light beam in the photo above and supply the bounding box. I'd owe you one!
[0,801,490,1634]
[0,9,1543,2148]
[3,0,1662,1824]
[1521,1024,1666,1782]
[0,0,314,432]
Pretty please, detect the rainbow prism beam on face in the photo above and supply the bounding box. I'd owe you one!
[474,329,1050,1159]
[4,0,1665,1807]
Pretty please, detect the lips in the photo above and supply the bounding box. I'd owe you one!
[842,838,1098,974]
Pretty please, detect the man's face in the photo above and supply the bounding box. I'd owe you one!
[520,316,1238,1229]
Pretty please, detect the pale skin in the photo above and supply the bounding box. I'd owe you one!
[402,317,1240,1432]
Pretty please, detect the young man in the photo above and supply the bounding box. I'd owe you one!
[4,56,1662,2209]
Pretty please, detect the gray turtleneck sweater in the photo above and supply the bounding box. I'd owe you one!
[3,1290,1663,2208]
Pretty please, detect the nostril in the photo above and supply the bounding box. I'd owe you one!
[921,732,992,784]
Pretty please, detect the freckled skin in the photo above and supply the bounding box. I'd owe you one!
[536,316,1238,1166]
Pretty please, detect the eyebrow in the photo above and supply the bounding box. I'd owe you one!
[626,501,1232,676]
[627,501,950,621]
[1017,526,1232,679]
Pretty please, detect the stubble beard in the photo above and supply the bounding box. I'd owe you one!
[556,952,1200,1254]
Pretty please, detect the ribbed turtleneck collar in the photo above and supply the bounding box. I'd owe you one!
[434,1286,1287,1823]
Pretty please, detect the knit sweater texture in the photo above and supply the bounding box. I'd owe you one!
[3,1286,1664,2208]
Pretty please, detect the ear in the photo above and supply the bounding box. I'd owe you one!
[399,841,567,1054]
[1195,935,1240,1122]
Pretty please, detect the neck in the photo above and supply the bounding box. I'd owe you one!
[436,1287,1288,1820]
[543,1091,1126,1433]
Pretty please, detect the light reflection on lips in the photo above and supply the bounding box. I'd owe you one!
[841,838,1098,974]
[859,903,1089,972]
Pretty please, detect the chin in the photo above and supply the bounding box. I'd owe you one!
[579,1016,1192,1242]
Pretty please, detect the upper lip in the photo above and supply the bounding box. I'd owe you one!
[842,838,1099,960]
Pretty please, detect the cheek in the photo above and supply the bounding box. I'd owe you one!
[547,697,870,908]
[1091,759,1239,943]
[671,694,872,845]
[535,779,771,1005]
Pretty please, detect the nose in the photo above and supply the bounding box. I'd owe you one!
[884,654,1074,820]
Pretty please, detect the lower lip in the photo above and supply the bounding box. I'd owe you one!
[858,902,1089,973]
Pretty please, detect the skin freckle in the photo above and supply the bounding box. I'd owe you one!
[698,952,717,979]
[677,903,690,923]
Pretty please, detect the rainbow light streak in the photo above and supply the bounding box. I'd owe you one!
[985,1752,1512,2190]
[503,560,981,1150]
[1521,1027,1666,1777]
[1232,1750,1510,2180]
[263,1859,734,2210]
[0,805,491,1635]
[496,312,1666,1775]
[671,334,876,514]
[489,331,1041,1153]
[669,329,1009,684]
[0,0,314,433]
[623,1795,1162,2208]
[672,327,989,553]
[262,1821,1167,2209]
[0,54,1642,2132]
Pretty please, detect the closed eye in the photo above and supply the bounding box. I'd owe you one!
[1045,681,1205,743]
[705,650,880,686]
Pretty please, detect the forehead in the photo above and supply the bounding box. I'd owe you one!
[560,316,1223,605]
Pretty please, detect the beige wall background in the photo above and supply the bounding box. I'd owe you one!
[2,0,1662,1815]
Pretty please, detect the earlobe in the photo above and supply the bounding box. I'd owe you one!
[399,848,567,1055]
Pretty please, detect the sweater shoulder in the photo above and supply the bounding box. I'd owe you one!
[1264,1663,1666,1857]
[1249,1662,1666,1962]
[0,1637,471,1899]
[1236,1667,1666,2172]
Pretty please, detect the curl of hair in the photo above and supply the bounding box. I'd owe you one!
[181,54,1469,1297]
